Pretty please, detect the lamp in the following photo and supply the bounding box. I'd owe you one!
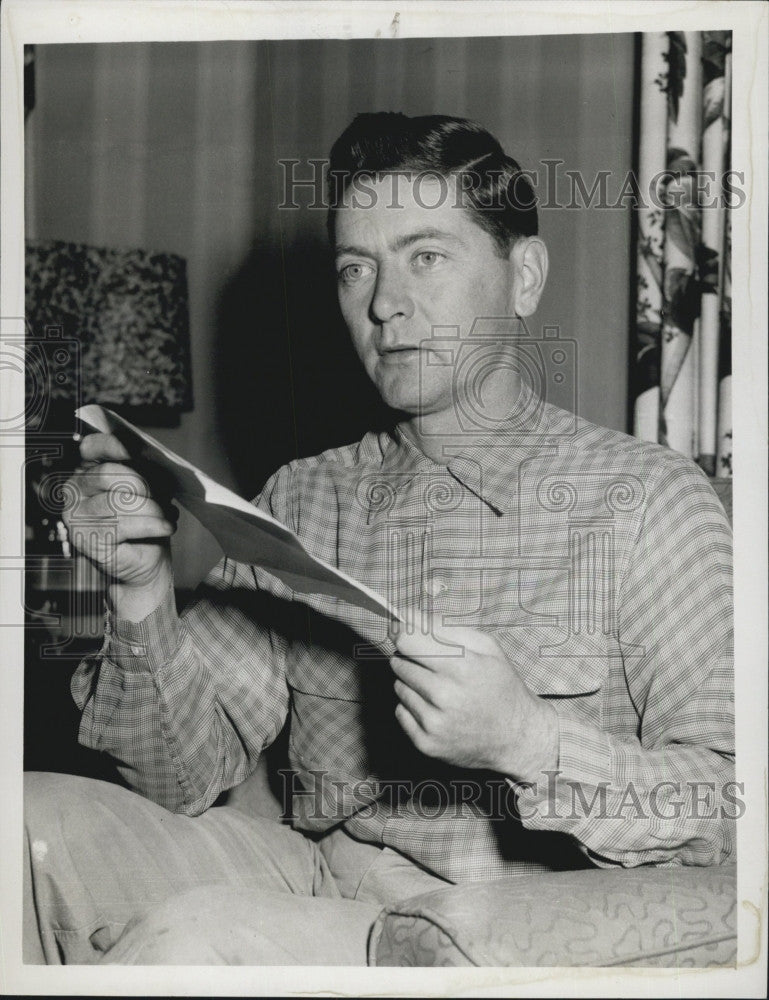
[23,239,194,647]
[25,239,193,427]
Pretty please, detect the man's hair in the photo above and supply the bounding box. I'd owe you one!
[326,112,538,255]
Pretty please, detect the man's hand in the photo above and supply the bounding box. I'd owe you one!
[63,432,176,621]
[390,622,559,782]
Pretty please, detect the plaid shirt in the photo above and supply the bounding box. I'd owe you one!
[72,400,734,881]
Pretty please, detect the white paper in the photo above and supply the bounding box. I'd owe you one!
[76,404,402,621]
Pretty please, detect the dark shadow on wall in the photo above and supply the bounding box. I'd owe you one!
[213,239,394,499]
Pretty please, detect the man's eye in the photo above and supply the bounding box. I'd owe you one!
[414,251,445,268]
[339,262,373,283]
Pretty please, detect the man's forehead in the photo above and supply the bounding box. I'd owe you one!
[337,171,465,209]
[333,173,480,249]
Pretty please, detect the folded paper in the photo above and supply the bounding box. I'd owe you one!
[76,405,401,621]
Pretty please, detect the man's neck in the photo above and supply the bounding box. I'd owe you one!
[397,373,525,464]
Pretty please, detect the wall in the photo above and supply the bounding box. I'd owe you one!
[27,35,635,588]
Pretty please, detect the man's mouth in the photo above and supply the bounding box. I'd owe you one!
[378,347,421,367]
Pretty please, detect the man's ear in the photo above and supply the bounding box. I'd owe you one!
[508,237,549,317]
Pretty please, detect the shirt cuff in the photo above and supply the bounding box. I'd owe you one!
[553,712,614,787]
[104,584,183,673]
[512,712,615,820]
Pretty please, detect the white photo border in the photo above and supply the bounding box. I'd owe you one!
[1,1,766,996]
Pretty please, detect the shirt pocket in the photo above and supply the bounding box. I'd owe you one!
[492,624,616,730]
[284,620,391,775]
[285,618,388,702]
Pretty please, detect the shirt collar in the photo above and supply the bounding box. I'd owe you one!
[375,383,573,515]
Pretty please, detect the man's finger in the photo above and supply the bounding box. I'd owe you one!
[394,701,427,745]
[392,630,468,671]
[390,655,442,704]
[393,678,436,731]
[71,463,151,501]
[115,515,176,542]
[64,491,168,530]
[68,514,175,551]
[393,622,497,663]
[79,432,131,465]
[438,625,501,655]
[389,608,445,644]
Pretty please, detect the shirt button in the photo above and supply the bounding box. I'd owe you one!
[423,578,448,598]
[131,645,143,656]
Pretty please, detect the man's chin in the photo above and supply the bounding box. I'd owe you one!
[374,380,420,415]
[378,396,452,430]
[374,377,444,416]
[380,398,421,419]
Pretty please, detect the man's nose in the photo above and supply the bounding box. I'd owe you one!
[369,264,414,325]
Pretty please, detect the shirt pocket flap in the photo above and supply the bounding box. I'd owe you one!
[493,626,613,697]
[286,618,390,702]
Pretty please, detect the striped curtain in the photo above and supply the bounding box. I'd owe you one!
[631,31,732,477]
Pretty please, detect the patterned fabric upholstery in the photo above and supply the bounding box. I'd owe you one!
[370,864,737,967]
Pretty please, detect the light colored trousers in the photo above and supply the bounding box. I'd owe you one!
[23,772,448,965]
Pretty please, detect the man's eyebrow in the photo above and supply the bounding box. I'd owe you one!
[334,243,375,260]
[334,228,467,259]
[390,228,466,252]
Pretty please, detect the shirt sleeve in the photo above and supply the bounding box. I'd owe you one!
[70,466,295,816]
[515,456,736,867]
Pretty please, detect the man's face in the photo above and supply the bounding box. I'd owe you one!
[333,175,520,420]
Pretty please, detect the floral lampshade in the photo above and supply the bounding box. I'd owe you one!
[25,239,193,427]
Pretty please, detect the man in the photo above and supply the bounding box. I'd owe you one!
[24,113,734,965]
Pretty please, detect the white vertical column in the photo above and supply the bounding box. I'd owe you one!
[633,33,669,443]
[660,31,703,458]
